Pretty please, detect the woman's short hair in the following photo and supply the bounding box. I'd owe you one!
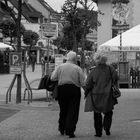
[94,51,108,64]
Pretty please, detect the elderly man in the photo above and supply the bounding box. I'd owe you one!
[51,51,85,138]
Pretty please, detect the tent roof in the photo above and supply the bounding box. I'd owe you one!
[98,24,140,51]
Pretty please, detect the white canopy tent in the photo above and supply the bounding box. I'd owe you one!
[0,42,13,50]
[98,24,140,52]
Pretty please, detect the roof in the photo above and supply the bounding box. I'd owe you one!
[98,24,140,52]
[23,23,40,34]
[37,0,55,13]
[8,0,42,23]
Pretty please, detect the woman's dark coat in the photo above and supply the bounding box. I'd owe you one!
[84,64,118,113]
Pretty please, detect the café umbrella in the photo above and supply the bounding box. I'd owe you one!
[0,42,13,50]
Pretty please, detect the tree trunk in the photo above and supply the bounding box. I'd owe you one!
[16,0,22,103]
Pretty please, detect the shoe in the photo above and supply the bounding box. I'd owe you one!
[94,134,102,137]
[58,129,65,135]
[105,130,111,136]
[69,134,76,138]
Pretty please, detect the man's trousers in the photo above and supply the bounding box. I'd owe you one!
[57,84,81,135]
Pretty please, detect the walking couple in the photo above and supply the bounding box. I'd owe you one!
[51,51,119,138]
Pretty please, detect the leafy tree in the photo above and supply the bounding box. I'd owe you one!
[1,0,34,103]
[0,19,25,47]
[23,30,39,59]
[59,0,100,68]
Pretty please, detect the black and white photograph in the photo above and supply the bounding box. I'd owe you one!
[0,0,140,139]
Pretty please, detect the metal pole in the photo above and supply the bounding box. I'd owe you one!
[46,38,50,75]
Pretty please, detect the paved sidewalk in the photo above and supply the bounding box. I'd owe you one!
[0,89,139,140]
[0,66,140,139]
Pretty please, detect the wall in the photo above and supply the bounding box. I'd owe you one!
[28,0,50,20]
[130,0,140,26]
[97,0,112,46]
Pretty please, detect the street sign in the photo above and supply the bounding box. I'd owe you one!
[9,52,22,74]
[44,63,55,75]
[40,23,58,39]
[55,54,64,68]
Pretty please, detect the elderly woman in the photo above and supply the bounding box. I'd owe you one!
[51,51,85,138]
[84,51,119,137]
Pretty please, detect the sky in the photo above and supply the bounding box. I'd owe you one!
[46,0,98,12]
[45,0,65,12]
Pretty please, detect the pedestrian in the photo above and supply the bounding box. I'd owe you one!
[84,51,119,137]
[30,52,36,72]
[41,56,45,77]
[51,51,85,138]
[77,55,81,67]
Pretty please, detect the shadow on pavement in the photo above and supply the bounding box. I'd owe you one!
[0,108,19,122]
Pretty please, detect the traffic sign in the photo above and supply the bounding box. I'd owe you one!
[9,52,22,74]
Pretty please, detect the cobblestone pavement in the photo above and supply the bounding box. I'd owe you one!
[0,65,140,139]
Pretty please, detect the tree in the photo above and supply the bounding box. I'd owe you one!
[23,30,39,60]
[61,0,100,68]
[0,19,25,47]
[1,0,25,103]
[23,30,39,46]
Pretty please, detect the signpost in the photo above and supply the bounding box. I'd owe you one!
[40,23,58,75]
[40,23,58,39]
[112,2,130,88]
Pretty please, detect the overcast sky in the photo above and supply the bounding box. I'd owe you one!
[45,0,98,12]
[45,0,65,12]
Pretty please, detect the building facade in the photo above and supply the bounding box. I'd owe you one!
[97,0,140,46]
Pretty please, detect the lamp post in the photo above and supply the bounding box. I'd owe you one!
[46,35,52,75]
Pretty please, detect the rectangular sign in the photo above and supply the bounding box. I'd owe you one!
[40,23,58,38]
[55,54,64,68]
[9,52,22,74]
[45,63,55,75]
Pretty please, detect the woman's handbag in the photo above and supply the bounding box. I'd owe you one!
[109,66,121,98]
[84,91,94,112]
[111,84,121,98]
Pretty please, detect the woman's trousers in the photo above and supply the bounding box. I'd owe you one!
[94,111,113,135]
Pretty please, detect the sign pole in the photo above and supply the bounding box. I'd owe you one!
[40,23,58,74]
[46,37,50,75]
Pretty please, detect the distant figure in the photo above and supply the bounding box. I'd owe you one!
[30,52,36,72]
[77,55,81,67]
[41,56,45,77]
